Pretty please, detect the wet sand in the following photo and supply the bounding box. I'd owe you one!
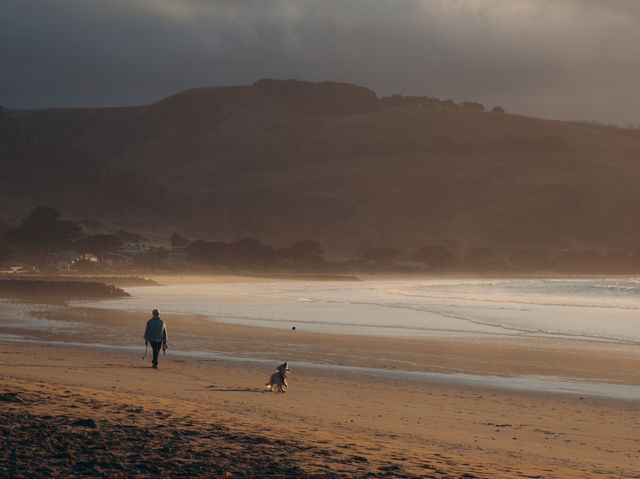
[1,300,639,477]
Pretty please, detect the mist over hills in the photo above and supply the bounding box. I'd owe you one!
[4,79,640,259]
[0,109,179,238]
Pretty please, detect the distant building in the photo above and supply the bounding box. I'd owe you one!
[71,253,100,269]
[120,241,151,255]
[103,253,133,267]
[0,266,28,274]
[166,246,188,266]
[55,251,82,270]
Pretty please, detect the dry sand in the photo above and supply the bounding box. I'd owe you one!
[1,301,639,478]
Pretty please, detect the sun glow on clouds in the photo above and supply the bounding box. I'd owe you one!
[117,0,198,21]
[2,0,640,123]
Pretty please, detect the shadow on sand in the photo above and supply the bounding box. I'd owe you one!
[204,386,265,393]
[0,363,152,370]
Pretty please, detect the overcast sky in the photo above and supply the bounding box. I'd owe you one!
[1,0,639,125]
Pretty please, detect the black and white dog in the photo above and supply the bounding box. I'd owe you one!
[265,362,291,393]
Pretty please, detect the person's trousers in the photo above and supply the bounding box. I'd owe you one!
[150,341,162,367]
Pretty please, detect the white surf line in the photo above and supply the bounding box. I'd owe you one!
[322,299,640,345]
[373,286,640,310]
[8,296,640,345]
[47,297,640,345]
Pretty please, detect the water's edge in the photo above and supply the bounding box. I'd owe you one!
[2,337,638,401]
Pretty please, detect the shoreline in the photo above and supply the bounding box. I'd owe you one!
[2,337,640,401]
[1,298,639,394]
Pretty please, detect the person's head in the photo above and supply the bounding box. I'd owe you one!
[152,309,159,318]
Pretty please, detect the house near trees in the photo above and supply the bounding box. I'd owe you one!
[120,241,151,255]
[55,251,82,270]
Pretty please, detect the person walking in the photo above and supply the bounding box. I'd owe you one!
[144,309,168,369]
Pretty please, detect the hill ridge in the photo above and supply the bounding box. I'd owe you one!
[3,79,640,257]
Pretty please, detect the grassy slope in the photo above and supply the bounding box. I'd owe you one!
[9,83,640,255]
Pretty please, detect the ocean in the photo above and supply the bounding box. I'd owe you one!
[2,276,640,399]
[75,277,640,345]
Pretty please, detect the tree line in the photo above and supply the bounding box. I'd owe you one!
[0,207,328,272]
[1,207,127,271]
[2,207,640,274]
[180,237,325,271]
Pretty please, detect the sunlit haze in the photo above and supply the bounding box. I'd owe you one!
[2,3,640,477]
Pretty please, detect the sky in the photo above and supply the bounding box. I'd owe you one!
[1,0,639,125]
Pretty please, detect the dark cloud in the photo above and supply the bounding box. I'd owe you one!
[1,0,639,124]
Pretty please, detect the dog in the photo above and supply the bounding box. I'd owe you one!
[265,362,291,393]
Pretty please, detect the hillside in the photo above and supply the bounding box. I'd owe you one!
[0,109,178,238]
[5,79,640,258]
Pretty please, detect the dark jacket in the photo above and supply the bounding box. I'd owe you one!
[144,317,168,343]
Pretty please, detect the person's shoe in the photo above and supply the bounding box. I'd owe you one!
[152,364,158,369]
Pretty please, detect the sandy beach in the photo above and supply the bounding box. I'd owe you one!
[7,1,640,477]
[1,290,639,478]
